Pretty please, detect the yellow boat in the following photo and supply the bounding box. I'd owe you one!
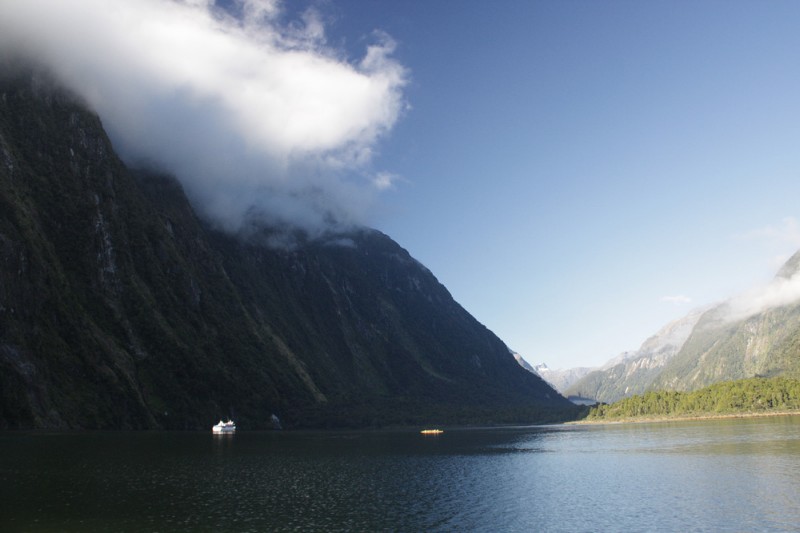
[420,429,443,435]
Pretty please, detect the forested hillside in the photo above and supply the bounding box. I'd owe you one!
[587,377,800,420]
[652,293,800,391]
[0,62,575,429]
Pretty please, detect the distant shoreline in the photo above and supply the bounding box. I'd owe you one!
[568,409,800,426]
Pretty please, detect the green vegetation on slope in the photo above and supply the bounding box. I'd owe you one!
[0,60,578,429]
[586,377,800,420]
[652,303,800,393]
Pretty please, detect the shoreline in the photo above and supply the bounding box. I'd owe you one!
[567,409,800,426]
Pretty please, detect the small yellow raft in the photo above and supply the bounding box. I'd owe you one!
[420,429,444,435]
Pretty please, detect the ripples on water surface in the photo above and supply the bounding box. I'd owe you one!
[2,416,800,531]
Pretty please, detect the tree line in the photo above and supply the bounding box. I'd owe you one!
[587,377,800,420]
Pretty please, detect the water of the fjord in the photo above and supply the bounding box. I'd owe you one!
[2,416,800,531]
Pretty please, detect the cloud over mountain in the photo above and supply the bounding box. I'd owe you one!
[0,0,408,237]
[724,271,800,323]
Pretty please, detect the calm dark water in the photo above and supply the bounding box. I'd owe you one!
[2,416,800,532]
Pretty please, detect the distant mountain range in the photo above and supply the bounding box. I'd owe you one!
[0,60,574,429]
[536,253,800,404]
[563,309,705,403]
[512,354,593,394]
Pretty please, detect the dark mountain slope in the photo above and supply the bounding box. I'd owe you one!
[0,63,573,429]
[0,65,303,429]
[209,227,565,420]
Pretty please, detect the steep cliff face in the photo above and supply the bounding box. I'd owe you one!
[0,65,286,429]
[0,64,573,429]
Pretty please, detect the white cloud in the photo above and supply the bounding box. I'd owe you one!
[724,271,800,322]
[661,295,692,305]
[0,0,408,237]
[372,171,402,191]
[240,0,282,26]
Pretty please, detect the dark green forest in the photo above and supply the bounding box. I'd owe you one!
[586,377,800,420]
[0,61,575,429]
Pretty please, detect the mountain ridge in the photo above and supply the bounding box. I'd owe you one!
[562,251,800,403]
[649,251,800,392]
[564,308,705,403]
[0,61,575,429]
[512,357,593,394]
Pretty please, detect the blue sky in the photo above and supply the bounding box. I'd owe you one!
[6,0,800,369]
[329,0,800,368]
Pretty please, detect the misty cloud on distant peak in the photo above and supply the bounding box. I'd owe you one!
[722,270,800,323]
[0,0,408,238]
